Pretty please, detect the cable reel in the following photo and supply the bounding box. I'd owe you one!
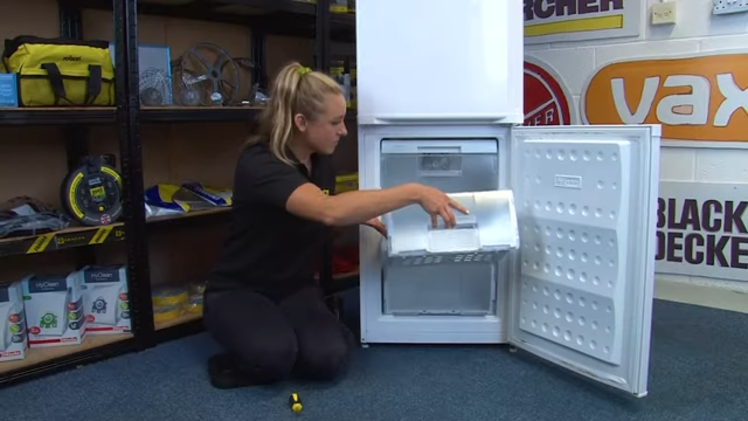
[61,155,123,226]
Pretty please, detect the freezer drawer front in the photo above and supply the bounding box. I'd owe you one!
[383,261,497,316]
[356,0,524,124]
[507,124,661,397]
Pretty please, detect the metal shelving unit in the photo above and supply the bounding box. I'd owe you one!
[0,107,264,125]
[0,0,357,388]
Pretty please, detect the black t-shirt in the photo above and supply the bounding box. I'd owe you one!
[209,142,335,297]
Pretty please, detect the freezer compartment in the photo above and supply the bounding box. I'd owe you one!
[380,190,518,317]
[385,190,519,262]
[382,258,497,316]
[377,139,516,316]
[379,139,500,193]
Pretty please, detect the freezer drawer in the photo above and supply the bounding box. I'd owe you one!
[382,259,497,316]
[385,190,519,259]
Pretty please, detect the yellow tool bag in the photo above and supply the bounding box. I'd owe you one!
[2,36,115,107]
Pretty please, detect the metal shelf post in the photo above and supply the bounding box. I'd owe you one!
[59,0,98,269]
[251,32,267,90]
[315,0,331,72]
[113,0,156,348]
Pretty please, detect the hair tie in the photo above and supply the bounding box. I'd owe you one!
[297,66,312,76]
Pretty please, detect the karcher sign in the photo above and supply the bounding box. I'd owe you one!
[524,0,642,44]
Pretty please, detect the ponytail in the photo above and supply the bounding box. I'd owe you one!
[247,62,344,165]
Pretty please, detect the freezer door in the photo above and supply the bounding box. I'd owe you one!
[355,0,524,125]
[507,125,661,397]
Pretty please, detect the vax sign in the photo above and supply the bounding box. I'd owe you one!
[583,53,748,142]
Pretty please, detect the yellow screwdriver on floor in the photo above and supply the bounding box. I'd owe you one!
[289,393,303,413]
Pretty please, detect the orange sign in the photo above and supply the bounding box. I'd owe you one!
[583,53,748,141]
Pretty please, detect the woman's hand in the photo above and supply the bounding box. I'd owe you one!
[363,218,387,237]
[412,184,469,228]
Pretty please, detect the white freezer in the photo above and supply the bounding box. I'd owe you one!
[354,0,662,398]
[357,124,661,397]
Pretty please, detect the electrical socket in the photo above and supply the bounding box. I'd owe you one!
[651,1,677,25]
[713,0,748,15]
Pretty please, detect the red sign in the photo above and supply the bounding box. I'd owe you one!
[524,59,573,126]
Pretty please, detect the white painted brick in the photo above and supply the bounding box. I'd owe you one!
[659,147,696,181]
[526,48,595,96]
[550,35,642,50]
[525,43,552,52]
[571,95,581,125]
[699,33,748,51]
[646,0,747,40]
[703,12,748,37]
[695,149,748,182]
[594,39,700,68]
[647,0,714,41]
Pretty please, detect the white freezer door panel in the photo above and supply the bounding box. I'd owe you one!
[507,125,661,397]
[355,0,524,124]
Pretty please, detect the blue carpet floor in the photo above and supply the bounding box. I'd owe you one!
[1,299,746,421]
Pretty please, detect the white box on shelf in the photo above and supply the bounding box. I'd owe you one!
[78,265,131,335]
[0,282,28,362]
[21,274,86,348]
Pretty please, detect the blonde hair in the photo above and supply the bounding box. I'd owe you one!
[248,62,344,165]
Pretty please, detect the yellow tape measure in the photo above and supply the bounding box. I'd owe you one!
[61,156,123,226]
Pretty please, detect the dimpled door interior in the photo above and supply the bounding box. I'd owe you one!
[508,125,659,396]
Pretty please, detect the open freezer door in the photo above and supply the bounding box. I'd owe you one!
[507,125,661,397]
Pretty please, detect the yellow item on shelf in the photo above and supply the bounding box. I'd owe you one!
[151,281,206,323]
[335,173,358,194]
[152,287,189,307]
[153,305,182,323]
[3,36,115,107]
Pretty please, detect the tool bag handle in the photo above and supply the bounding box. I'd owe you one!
[40,63,103,106]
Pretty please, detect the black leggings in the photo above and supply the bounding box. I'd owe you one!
[204,285,354,383]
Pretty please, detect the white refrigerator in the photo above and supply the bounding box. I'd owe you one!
[355,0,661,398]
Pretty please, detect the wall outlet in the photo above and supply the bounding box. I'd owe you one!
[713,0,748,15]
[651,1,677,25]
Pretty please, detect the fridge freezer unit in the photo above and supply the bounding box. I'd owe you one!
[355,0,661,398]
